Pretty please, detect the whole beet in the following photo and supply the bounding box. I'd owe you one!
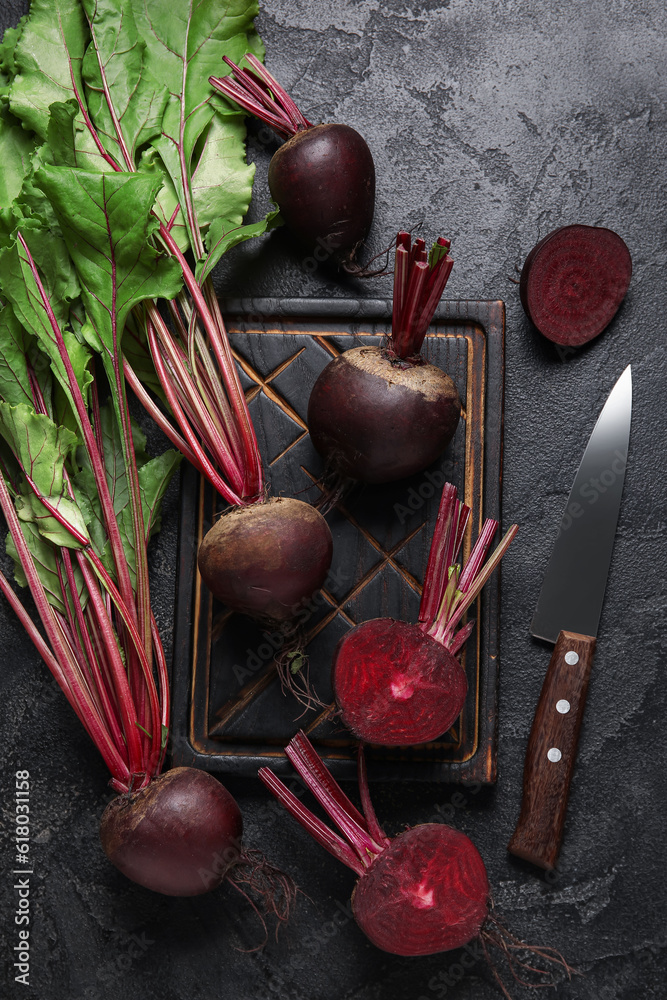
[197,497,333,622]
[100,768,242,896]
[268,123,375,261]
[308,346,461,483]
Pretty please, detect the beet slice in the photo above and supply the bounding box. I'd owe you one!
[520,224,632,346]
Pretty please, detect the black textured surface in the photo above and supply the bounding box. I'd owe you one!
[1,3,666,999]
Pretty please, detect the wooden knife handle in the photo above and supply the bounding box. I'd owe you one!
[508,630,596,870]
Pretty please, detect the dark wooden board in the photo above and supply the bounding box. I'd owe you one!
[170,298,505,783]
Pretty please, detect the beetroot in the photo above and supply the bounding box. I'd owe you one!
[100,765,297,920]
[520,224,632,346]
[259,732,572,991]
[308,345,460,483]
[332,619,467,745]
[100,767,243,896]
[197,497,333,623]
[352,823,489,956]
[210,54,375,265]
[332,483,518,746]
[307,231,460,485]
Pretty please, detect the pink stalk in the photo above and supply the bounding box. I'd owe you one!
[356,747,390,848]
[0,476,132,785]
[284,735,384,860]
[123,359,200,467]
[259,734,387,876]
[417,485,518,652]
[210,54,312,139]
[76,556,145,777]
[144,315,245,506]
[258,767,366,875]
[16,234,136,618]
[61,551,126,754]
[389,232,455,360]
[81,549,165,777]
[434,524,519,648]
[145,313,246,495]
[418,483,461,625]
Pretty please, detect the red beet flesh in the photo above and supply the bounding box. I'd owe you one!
[520,224,632,346]
[352,823,489,956]
[268,123,375,260]
[99,768,242,896]
[332,618,468,745]
[307,346,461,483]
[197,497,333,622]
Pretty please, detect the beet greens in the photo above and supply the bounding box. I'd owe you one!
[2,0,333,631]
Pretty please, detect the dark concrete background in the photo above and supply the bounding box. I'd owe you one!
[1,2,666,998]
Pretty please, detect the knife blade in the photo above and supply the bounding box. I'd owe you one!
[508,365,632,870]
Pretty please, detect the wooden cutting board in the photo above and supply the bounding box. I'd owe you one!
[171,297,505,784]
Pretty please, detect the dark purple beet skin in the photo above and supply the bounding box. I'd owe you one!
[520,223,632,346]
[100,768,243,896]
[352,823,489,956]
[268,123,375,260]
[307,346,461,483]
[197,497,333,622]
[331,618,468,745]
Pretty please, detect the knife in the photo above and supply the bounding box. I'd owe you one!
[508,365,632,871]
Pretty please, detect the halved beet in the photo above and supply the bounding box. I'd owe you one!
[307,346,461,484]
[352,823,489,956]
[520,224,632,346]
[331,618,468,745]
[100,768,242,896]
[197,497,333,622]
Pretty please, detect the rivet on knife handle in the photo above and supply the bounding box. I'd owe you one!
[508,631,596,870]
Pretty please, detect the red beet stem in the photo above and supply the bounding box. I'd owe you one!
[258,767,368,876]
[285,731,369,833]
[356,746,390,848]
[390,232,454,359]
[417,483,468,627]
[417,484,518,651]
[210,54,312,139]
[260,733,388,873]
[284,737,386,859]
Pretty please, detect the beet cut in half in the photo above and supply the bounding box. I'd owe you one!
[307,231,461,484]
[260,732,489,956]
[210,53,375,266]
[520,224,632,346]
[332,483,518,746]
[259,732,574,991]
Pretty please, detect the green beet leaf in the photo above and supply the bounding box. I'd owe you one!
[0,400,89,549]
[9,0,103,171]
[133,0,263,258]
[34,165,182,363]
[80,0,169,170]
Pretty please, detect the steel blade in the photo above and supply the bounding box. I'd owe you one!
[531,365,632,643]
